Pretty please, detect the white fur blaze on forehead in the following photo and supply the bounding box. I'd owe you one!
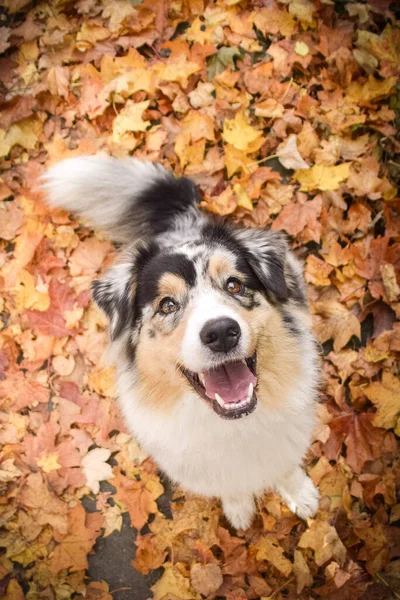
[181,290,251,373]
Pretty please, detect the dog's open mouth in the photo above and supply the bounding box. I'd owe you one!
[181,355,258,419]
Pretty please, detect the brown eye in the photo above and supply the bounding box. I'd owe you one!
[226,279,243,295]
[159,297,178,314]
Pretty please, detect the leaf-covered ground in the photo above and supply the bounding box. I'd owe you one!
[0,1,399,599]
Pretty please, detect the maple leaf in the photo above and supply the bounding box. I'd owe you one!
[364,371,400,430]
[346,75,397,105]
[294,163,351,191]
[0,371,49,412]
[293,549,313,594]
[132,534,168,575]
[271,194,322,243]
[18,472,68,534]
[112,100,151,146]
[0,117,41,158]
[51,504,102,573]
[312,300,361,352]
[222,112,263,153]
[276,134,310,170]
[326,411,396,473]
[113,469,160,530]
[82,447,114,494]
[152,562,200,600]
[207,47,241,80]
[298,520,346,566]
[102,503,123,538]
[254,536,292,576]
[0,201,25,240]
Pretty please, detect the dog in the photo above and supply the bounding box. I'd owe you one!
[42,156,320,529]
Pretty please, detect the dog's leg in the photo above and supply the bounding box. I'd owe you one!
[275,466,319,519]
[222,494,255,530]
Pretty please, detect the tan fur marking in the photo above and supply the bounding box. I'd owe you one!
[158,273,187,299]
[135,314,191,412]
[208,252,242,282]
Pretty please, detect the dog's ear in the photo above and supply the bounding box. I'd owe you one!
[92,249,139,341]
[233,229,306,305]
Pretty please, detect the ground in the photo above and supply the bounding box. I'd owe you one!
[0,1,399,599]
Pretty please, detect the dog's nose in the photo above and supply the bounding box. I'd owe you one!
[200,317,241,353]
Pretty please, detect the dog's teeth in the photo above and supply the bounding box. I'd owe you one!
[215,393,225,407]
[247,383,253,401]
[199,373,205,385]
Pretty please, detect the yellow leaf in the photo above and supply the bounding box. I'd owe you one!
[153,563,200,600]
[298,520,346,566]
[103,504,123,538]
[295,41,310,56]
[233,183,253,211]
[154,55,201,88]
[224,144,255,178]
[112,100,150,140]
[346,75,397,105]
[255,537,293,576]
[76,22,110,51]
[37,452,61,473]
[253,7,296,37]
[364,371,400,430]
[293,549,313,594]
[12,270,50,312]
[254,98,285,119]
[88,365,116,397]
[222,112,263,153]
[381,263,400,301]
[288,0,316,27]
[0,117,41,158]
[180,111,216,142]
[294,163,351,191]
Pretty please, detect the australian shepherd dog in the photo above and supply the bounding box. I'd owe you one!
[43,156,320,529]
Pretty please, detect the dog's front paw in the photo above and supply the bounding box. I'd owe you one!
[222,495,255,530]
[276,469,320,520]
[286,477,320,519]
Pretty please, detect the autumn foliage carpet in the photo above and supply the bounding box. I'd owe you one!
[0,0,400,599]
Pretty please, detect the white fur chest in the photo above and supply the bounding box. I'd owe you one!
[117,367,316,499]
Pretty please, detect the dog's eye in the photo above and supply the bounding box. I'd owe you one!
[159,297,178,314]
[226,278,244,295]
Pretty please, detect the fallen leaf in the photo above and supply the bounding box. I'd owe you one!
[222,112,263,153]
[276,134,310,170]
[313,300,361,351]
[364,371,400,430]
[82,448,114,494]
[51,504,102,573]
[190,563,223,596]
[0,201,25,240]
[298,520,346,566]
[293,549,313,593]
[255,537,292,576]
[294,163,351,191]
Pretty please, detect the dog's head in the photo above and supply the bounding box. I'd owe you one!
[93,222,310,419]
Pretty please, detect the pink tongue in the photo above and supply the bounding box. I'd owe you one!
[203,361,256,403]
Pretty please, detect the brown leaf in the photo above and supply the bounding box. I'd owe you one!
[190,563,223,596]
[298,520,346,566]
[271,194,322,243]
[113,468,159,530]
[254,536,292,576]
[51,504,102,573]
[312,300,361,352]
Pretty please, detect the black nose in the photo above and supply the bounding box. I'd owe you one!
[200,317,241,353]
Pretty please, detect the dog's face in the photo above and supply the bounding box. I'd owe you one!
[93,224,309,420]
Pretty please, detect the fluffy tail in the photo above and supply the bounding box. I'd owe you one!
[41,156,200,243]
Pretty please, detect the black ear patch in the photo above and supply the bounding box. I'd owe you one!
[92,261,136,341]
[233,229,305,305]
